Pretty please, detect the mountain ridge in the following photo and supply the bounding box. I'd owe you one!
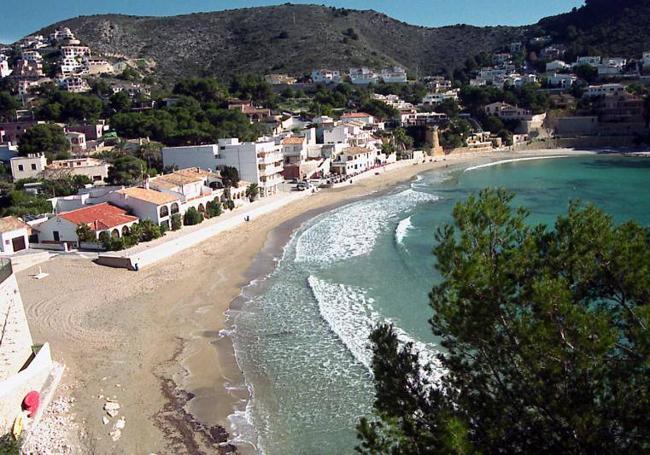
[19,2,650,81]
[28,4,523,80]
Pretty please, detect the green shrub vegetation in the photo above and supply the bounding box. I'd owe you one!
[358,188,650,453]
[183,207,204,226]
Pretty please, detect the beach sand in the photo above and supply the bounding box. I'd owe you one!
[16,150,576,454]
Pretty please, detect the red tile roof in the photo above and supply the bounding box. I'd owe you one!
[59,203,138,231]
[341,112,372,118]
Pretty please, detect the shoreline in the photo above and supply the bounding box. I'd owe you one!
[16,148,588,454]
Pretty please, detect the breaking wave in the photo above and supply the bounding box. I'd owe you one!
[308,275,443,382]
[296,189,439,264]
[395,216,413,246]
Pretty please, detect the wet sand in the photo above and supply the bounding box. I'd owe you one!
[16,150,575,454]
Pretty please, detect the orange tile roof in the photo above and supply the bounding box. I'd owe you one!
[117,187,180,205]
[281,136,305,145]
[0,216,31,233]
[59,203,137,231]
[341,112,372,118]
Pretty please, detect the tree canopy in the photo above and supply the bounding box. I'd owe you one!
[358,188,650,453]
[106,155,147,186]
[18,123,70,160]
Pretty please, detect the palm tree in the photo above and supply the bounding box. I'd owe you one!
[246,183,260,202]
[392,128,414,159]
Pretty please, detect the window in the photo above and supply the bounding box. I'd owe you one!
[18,165,24,171]
[31,163,36,170]
[159,206,169,218]
[53,231,60,242]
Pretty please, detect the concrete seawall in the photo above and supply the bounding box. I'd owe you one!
[97,190,313,270]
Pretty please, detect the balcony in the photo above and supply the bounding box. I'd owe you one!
[257,152,283,165]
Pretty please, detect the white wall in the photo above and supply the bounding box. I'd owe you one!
[36,217,79,243]
[0,228,29,254]
[161,145,220,171]
[107,193,170,225]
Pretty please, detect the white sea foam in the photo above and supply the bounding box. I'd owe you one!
[395,215,413,246]
[308,275,443,382]
[464,155,569,172]
[296,189,439,264]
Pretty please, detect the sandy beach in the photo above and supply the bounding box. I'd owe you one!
[16,149,578,454]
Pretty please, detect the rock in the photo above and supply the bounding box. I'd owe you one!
[104,401,120,417]
[102,416,109,425]
[110,428,122,441]
[115,417,126,430]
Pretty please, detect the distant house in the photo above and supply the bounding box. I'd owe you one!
[349,67,379,85]
[108,186,182,230]
[380,66,407,84]
[264,74,297,85]
[10,154,47,181]
[0,216,31,253]
[574,56,602,67]
[584,84,626,98]
[483,102,545,123]
[546,73,577,89]
[0,119,41,145]
[422,90,459,106]
[546,60,569,72]
[36,203,139,246]
[227,100,271,122]
[60,76,90,93]
[331,147,377,175]
[43,157,109,183]
[60,45,91,59]
[65,131,87,154]
[311,69,342,85]
[340,112,375,125]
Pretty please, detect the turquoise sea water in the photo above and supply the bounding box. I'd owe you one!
[227,154,650,454]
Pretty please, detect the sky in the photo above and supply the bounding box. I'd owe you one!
[0,0,585,44]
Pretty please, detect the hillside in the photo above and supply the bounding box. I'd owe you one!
[32,5,523,81]
[538,0,650,57]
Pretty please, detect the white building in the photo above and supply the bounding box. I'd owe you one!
[323,124,371,147]
[10,154,47,181]
[36,203,139,245]
[484,102,545,123]
[60,57,85,75]
[574,56,602,67]
[0,216,31,253]
[421,90,459,106]
[311,69,342,84]
[546,60,570,72]
[108,186,182,229]
[60,76,90,93]
[60,46,91,59]
[546,73,578,89]
[584,84,625,98]
[215,138,284,197]
[349,67,379,85]
[331,147,378,175]
[0,57,11,78]
[340,112,375,125]
[380,66,407,83]
[43,157,109,183]
[162,140,284,198]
